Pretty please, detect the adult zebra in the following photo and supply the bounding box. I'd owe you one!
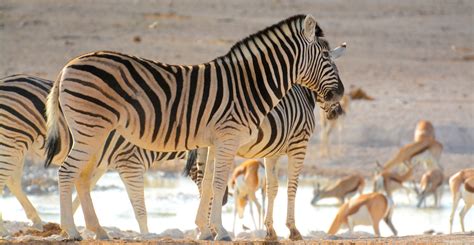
[0,75,185,236]
[184,76,345,240]
[45,14,345,240]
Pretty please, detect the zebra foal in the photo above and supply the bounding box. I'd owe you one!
[45,14,345,240]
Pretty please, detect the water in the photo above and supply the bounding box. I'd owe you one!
[3,172,473,237]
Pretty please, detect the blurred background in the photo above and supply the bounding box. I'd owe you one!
[0,0,473,239]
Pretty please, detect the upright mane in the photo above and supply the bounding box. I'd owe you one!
[220,14,324,59]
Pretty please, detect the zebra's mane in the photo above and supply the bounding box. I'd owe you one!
[222,14,324,59]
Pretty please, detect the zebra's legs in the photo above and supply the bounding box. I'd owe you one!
[0,149,20,236]
[117,165,148,234]
[72,166,107,214]
[74,155,109,240]
[6,166,43,230]
[208,140,238,241]
[195,147,214,240]
[286,154,304,241]
[263,157,278,241]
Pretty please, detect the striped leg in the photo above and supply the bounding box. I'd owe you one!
[58,134,109,240]
[117,165,148,234]
[286,153,305,240]
[208,140,238,241]
[74,154,109,240]
[0,147,21,236]
[263,157,279,241]
[7,165,43,230]
[72,166,107,214]
[195,147,214,240]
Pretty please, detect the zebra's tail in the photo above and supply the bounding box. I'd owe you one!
[44,70,64,168]
[183,149,198,177]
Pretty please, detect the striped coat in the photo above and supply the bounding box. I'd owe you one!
[45,14,344,240]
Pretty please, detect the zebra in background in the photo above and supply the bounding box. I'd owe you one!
[45,14,345,240]
[184,77,346,240]
[0,75,186,236]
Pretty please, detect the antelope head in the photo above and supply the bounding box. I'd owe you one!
[311,183,322,206]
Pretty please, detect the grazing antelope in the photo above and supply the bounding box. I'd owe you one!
[327,192,397,236]
[319,95,350,157]
[449,168,474,233]
[311,174,365,205]
[383,120,443,172]
[373,162,414,200]
[416,168,444,208]
[229,159,266,233]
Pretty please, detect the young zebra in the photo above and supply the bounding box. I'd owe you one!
[45,14,345,240]
[184,83,346,240]
[0,75,185,236]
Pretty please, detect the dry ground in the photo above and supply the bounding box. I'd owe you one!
[1,0,474,243]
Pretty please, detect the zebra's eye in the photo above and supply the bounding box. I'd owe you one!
[322,51,330,59]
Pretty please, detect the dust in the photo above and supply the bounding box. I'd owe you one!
[13,222,62,238]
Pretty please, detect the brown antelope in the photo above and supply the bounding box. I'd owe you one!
[449,168,474,233]
[383,120,443,171]
[319,95,350,157]
[373,162,414,200]
[229,159,266,234]
[416,168,444,208]
[327,192,397,236]
[311,174,365,205]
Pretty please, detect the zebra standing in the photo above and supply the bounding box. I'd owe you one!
[185,78,345,240]
[0,75,185,235]
[45,14,344,240]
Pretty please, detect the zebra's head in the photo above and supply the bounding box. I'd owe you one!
[297,15,345,104]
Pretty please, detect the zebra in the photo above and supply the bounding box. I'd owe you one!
[0,75,185,236]
[44,14,345,241]
[184,79,345,240]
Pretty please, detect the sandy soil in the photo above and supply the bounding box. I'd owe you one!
[1,0,473,243]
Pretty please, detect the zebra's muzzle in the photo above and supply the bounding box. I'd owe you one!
[324,102,344,120]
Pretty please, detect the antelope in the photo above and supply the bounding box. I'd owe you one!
[319,95,350,157]
[373,162,414,200]
[327,192,397,236]
[311,174,365,205]
[229,159,266,234]
[383,120,443,172]
[416,168,444,208]
[449,168,474,233]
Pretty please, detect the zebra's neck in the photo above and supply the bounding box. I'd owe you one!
[209,30,300,127]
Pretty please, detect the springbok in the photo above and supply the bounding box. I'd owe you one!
[327,192,397,236]
[229,159,266,233]
[311,174,365,205]
[319,95,350,157]
[373,162,414,200]
[416,168,444,208]
[383,120,443,172]
[449,168,474,233]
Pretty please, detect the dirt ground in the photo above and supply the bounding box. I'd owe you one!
[1,0,473,243]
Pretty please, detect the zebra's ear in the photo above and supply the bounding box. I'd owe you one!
[330,42,347,59]
[303,14,320,41]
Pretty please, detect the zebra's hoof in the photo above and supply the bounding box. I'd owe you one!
[94,228,110,240]
[61,229,83,241]
[31,221,44,231]
[216,235,232,241]
[197,231,214,240]
[289,228,303,241]
[265,228,278,241]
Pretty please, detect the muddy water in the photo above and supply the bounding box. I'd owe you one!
[3,172,473,237]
